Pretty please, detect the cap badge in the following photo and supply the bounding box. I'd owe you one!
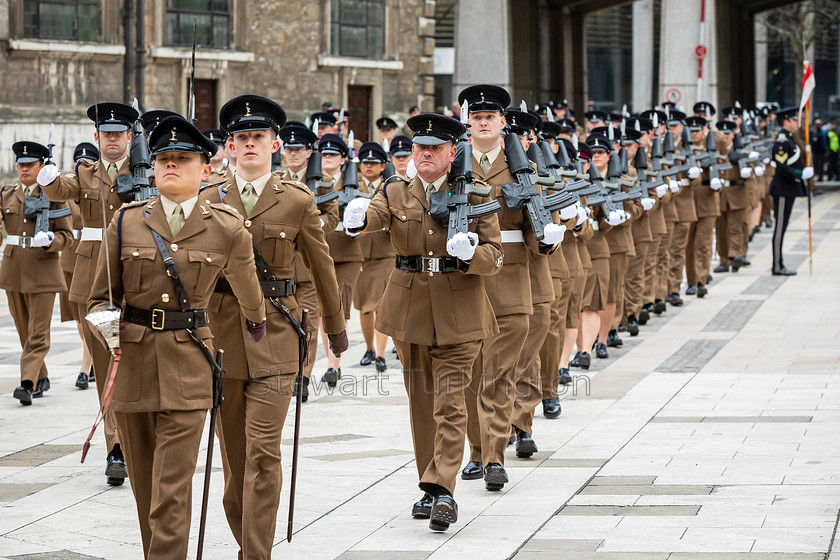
[427,120,433,132]
[368,150,373,158]
[245,102,252,117]
[480,92,485,102]
[170,127,178,142]
[81,148,87,155]
[22,145,28,155]
[110,111,115,120]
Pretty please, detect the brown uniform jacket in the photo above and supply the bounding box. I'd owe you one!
[355,175,502,346]
[202,177,345,378]
[59,199,83,275]
[88,197,266,412]
[41,158,132,303]
[0,184,73,293]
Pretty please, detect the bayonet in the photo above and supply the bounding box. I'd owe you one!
[188,20,197,125]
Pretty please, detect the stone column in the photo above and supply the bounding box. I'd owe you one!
[659,0,718,110]
[453,0,511,97]
[632,0,654,112]
[754,18,768,102]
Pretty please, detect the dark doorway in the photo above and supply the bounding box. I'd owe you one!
[190,79,218,131]
[348,85,372,142]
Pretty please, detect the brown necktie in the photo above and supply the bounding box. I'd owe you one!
[107,163,117,182]
[425,182,435,205]
[168,204,184,237]
[241,182,257,216]
[479,153,491,175]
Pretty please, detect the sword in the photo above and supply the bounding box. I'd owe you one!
[287,308,309,542]
[196,348,224,560]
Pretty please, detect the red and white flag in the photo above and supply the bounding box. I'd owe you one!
[799,62,816,123]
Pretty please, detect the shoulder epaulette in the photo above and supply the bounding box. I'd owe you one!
[776,133,788,142]
[119,199,147,210]
[210,201,241,217]
[284,180,310,193]
[383,173,407,186]
[199,180,226,193]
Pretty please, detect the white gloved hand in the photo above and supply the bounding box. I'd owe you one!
[641,197,655,211]
[575,205,588,226]
[606,210,624,227]
[739,167,752,179]
[763,157,770,165]
[541,223,566,245]
[343,198,370,231]
[446,231,478,261]
[37,165,60,186]
[802,166,814,180]
[559,202,579,221]
[656,184,669,198]
[669,179,680,193]
[688,166,701,179]
[710,177,723,191]
[754,165,765,177]
[31,231,54,248]
[584,205,592,217]
[749,151,760,160]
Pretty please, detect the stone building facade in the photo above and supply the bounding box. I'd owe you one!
[0,0,435,176]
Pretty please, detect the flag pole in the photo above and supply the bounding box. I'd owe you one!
[803,62,813,275]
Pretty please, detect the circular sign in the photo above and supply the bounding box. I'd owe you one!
[666,88,682,103]
[695,45,707,58]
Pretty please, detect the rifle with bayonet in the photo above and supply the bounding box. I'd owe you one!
[335,145,372,211]
[658,129,693,179]
[500,130,557,241]
[307,151,340,207]
[117,100,158,203]
[528,138,578,213]
[25,124,71,234]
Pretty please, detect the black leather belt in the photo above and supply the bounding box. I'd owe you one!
[395,255,459,273]
[701,180,711,185]
[123,305,207,331]
[730,179,745,186]
[215,277,296,297]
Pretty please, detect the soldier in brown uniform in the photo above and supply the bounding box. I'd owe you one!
[202,128,231,183]
[715,120,750,273]
[389,135,414,176]
[88,114,267,560]
[203,96,347,559]
[62,143,99,390]
[37,101,139,485]
[3,142,73,405]
[352,142,395,372]
[344,113,502,531]
[666,111,695,307]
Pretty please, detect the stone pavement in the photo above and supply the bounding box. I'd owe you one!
[0,188,839,560]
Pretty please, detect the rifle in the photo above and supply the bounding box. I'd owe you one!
[117,99,158,203]
[527,138,578,212]
[196,348,223,560]
[540,139,597,202]
[501,132,555,241]
[24,193,71,235]
[306,151,339,207]
[335,153,372,211]
[584,162,635,215]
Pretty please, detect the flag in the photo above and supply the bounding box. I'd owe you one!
[799,62,815,124]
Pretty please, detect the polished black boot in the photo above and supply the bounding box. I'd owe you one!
[322,368,341,387]
[638,306,650,325]
[669,292,683,307]
[484,463,509,491]
[106,444,127,486]
[606,330,623,347]
[515,430,538,458]
[460,461,483,480]
[75,371,89,390]
[595,342,609,359]
[653,299,667,314]
[429,492,458,531]
[360,349,375,366]
[685,284,697,296]
[558,367,572,385]
[627,315,640,336]
[577,352,591,370]
[542,398,561,419]
[412,493,433,518]
[731,255,743,272]
[696,282,708,298]
[13,381,34,406]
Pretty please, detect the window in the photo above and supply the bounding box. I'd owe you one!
[166,0,230,49]
[23,0,98,41]
[331,0,384,59]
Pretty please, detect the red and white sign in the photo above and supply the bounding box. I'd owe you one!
[665,88,682,104]
[695,45,707,59]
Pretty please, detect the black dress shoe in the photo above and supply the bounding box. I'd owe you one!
[542,398,561,418]
[595,342,609,359]
[429,494,458,531]
[375,356,387,373]
[617,323,627,333]
[412,493,433,518]
[360,349,375,366]
[322,368,341,387]
[669,293,683,307]
[106,445,127,486]
[714,264,730,273]
[293,376,310,402]
[32,378,50,398]
[515,431,538,458]
[638,308,650,325]
[627,315,639,336]
[606,330,623,348]
[742,257,751,266]
[75,371,89,390]
[731,255,743,272]
[484,463,508,491]
[772,267,797,276]
[88,366,95,383]
[653,300,667,314]
[461,461,484,480]
[13,385,33,406]
[696,283,708,298]
[570,351,582,368]
[685,284,697,296]
[558,368,572,386]
[577,352,591,370]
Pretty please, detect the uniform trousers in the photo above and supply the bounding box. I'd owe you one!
[624,241,651,320]
[566,273,584,329]
[717,208,748,266]
[668,221,692,294]
[772,195,796,273]
[609,252,628,330]
[397,338,481,496]
[465,313,529,466]
[644,234,662,304]
[293,281,320,379]
[116,409,206,560]
[686,216,716,286]
[510,301,553,434]
[6,291,54,386]
[657,223,675,300]
[217,375,295,560]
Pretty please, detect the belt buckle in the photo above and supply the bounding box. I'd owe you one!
[425,257,440,273]
[21,236,32,249]
[151,308,166,330]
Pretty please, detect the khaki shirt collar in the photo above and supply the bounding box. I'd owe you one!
[160,194,198,220]
[234,171,271,196]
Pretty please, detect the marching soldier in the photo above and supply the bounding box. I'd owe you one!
[88,114,268,560]
[390,135,414,176]
[715,120,750,273]
[310,111,338,138]
[666,110,694,307]
[37,101,140,485]
[203,128,231,183]
[2,142,73,405]
[343,112,502,531]
[768,107,812,276]
[376,116,399,144]
[204,95,348,558]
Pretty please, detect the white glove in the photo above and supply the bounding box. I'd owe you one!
[446,231,478,261]
[740,167,752,179]
[641,197,655,211]
[802,167,814,180]
[343,198,370,231]
[575,205,587,226]
[749,151,760,160]
[559,203,579,221]
[669,179,679,193]
[656,184,669,198]
[688,166,701,179]
[37,165,60,186]
[606,210,624,227]
[31,231,54,248]
[584,205,592,217]
[710,177,723,191]
[541,223,566,245]
[754,165,765,177]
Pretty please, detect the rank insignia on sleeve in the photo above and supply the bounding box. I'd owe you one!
[775,149,788,164]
